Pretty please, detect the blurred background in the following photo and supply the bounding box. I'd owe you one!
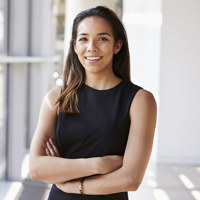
[0,0,199,199]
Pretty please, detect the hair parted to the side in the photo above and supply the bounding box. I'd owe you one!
[55,6,131,114]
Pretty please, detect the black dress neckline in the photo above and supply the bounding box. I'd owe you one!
[83,79,125,92]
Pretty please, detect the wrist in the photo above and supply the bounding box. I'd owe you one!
[78,178,85,195]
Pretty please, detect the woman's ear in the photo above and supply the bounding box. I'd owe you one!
[114,40,123,54]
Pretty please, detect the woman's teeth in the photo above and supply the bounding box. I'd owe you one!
[86,57,101,60]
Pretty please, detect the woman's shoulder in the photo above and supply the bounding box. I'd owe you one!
[135,89,156,104]
[43,87,61,112]
[130,88,157,115]
[122,79,156,113]
[46,87,61,101]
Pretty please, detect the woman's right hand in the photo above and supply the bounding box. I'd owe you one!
[45,138,123,175]
[46,138,61,157]
[97,155,123,174]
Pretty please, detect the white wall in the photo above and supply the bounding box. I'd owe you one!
[123,0,200,165]
[123,0,162,163]
[158,0,200,164]
[123,0,162,95]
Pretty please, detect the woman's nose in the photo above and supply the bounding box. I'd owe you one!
[87,40,98,52]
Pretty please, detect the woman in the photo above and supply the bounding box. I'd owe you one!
[29,6,157,200]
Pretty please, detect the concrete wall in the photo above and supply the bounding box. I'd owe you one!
[123,0,162,163]
[123,0,162,95]
[158,0,200,164]
[123,0,200,164]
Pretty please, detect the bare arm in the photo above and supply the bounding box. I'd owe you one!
[29,88,122,184]
[56,89,157,194]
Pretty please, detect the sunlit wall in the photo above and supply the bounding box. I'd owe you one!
[158,0,200,164]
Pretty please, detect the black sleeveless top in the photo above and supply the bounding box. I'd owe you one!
[48,80,142,200]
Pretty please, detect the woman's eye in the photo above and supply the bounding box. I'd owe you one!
[78,37,87,42]
[99,37,108,41]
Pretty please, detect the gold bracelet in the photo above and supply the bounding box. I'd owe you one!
[78,178,84,195]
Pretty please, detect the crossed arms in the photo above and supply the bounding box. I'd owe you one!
[29,87,157,195]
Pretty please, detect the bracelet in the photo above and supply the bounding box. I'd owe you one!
[78,178,84,195]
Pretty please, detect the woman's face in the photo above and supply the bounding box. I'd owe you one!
[74,16,121,75]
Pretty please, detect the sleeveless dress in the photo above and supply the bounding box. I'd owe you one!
[48,79,142,200]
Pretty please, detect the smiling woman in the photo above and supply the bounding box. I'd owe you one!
[74,16,122,77]
[29,6,157,200]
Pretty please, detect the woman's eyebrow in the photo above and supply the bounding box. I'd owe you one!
[77,33,88,36]
[77,32,111,37]
[98,32,111,37]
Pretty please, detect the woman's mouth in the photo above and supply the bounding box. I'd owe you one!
[85,56,102,62]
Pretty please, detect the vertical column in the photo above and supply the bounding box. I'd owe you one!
[7,0,56,181]
[28,0,56,145]
[7,64,28,181]
[7,0,29,181]
[0,0,7,181]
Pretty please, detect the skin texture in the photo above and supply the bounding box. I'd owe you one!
[29,16,157,195]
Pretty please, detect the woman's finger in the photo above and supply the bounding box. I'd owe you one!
[49,138,61,157]
[46,141,56,156]
[46,148,51,156]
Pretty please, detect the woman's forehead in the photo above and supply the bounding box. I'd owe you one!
[77,16,113,36]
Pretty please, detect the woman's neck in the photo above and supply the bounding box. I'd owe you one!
[85,73,122,90]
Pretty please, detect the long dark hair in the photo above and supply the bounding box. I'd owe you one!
[56,6,131,114]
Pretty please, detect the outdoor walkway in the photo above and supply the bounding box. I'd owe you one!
[13,164,200,200]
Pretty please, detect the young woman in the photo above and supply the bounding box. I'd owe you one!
[29,6,157,200]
